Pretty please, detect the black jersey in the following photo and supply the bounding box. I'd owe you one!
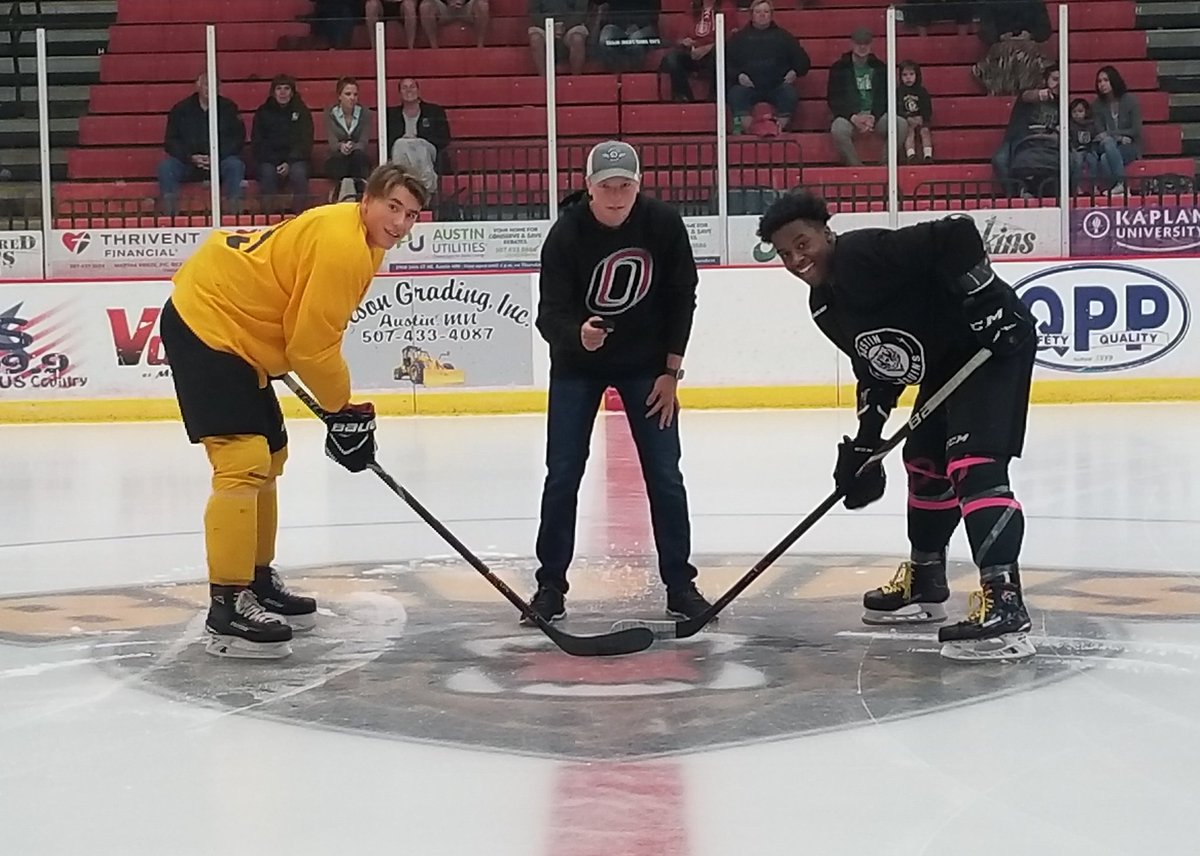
[810,216,1031,438]
[536,192,699,378]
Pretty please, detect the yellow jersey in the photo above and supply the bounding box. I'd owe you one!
[171,202,384,412]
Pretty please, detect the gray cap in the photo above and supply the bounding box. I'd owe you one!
[586,140,641,183]
[851,26,873,45]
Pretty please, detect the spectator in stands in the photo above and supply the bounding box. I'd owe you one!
[251,75,314,213]
[596,0,662,72]
[660,0,723,102]
[972,0,1050,96]
[1069,97,1100,192]
[897,60,933,163]
[992,62,1059,197]
[157,73,246,216]
[1093,65,1142,194]
[310,0,358,49]
[419,0,489,48]
[528,0,589,77]
[902,0,975,37]
[726,0,810,134]
[827,28,906,165]
[366,0,418,49]
[386,77,451,197]
[325,77,374,202]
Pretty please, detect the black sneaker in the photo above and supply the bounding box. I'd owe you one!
[251,565,317,632]
[938,579,1035,662]
[666,584,713,620]
[205,586,293,659]
[520,585,566,626]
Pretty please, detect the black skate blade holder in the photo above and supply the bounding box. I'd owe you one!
[612,348,994,640]
[278,374,654,657]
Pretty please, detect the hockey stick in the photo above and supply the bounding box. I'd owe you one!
[611,347,994,639]
[278,375,654,657]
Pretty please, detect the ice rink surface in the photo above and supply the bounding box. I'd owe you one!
[2,402,1199,855]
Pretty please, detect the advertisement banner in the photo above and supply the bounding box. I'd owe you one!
[1008,259,1192,374]
[0,280,173,398]
[1072,204,1200,256]
[0,231,44,279]
[727,212,889,265]
[345,273,534,390]
[899,208,1063,259]
[385,221,549,272]
[683,216,722,265]
[46,227,209,279]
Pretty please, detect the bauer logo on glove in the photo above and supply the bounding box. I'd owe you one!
[325,402,377,473]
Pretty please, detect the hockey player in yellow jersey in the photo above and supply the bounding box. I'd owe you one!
[160,164,428,658]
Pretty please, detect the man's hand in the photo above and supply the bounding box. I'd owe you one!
[340,141,353,155]
[191,154,209,169]
[645,374,679,429]
[784,69,797,84]
[680,36,694,47]
[580,316,611,351]
[277,163,290,176]
[851,112,871,132]
[738,73,753,88]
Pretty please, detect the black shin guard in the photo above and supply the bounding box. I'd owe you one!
[905,456,962,555]
[947,456,1025,577]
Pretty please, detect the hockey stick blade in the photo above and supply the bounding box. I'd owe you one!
[279,375,654,657]
[610,348,994,640]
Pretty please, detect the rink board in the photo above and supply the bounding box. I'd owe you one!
[0,258,1197,422]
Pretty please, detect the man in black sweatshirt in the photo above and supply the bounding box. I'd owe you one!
[726,0,810,134]
[156,73,246,216]
[527,140,710,625]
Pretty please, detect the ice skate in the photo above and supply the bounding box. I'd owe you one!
[938,580,1035,662]
[862,560,950,625]
[205,587,293,659]
[252,565,317,632]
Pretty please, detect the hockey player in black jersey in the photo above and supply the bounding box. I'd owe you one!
[758,189,1038,661]
[525,140,712,626]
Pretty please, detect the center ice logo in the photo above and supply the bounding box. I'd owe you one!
[1014,262,1191,373]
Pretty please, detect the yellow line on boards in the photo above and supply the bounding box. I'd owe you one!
[1,378,1197,424]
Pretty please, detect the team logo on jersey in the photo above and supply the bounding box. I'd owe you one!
[587,248,653,314]
[855,327,925,384]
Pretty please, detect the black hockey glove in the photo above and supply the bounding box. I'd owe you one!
[963,288,1033,356]
[834,435,886,510]
[956,257,1033,356]
[325,401,377,473]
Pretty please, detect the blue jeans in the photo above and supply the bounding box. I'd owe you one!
[157,155,245,214]
[534,373,698,593]
[1097,136,1138,188]
[728,82,799,121]
[258,160,311,210]
[992,142,1012,190]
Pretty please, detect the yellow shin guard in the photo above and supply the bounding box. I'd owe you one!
[255,445,288,568]
[202,435,271,587]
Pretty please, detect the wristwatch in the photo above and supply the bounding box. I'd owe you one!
[664,367,685,380]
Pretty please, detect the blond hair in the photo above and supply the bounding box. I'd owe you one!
[364,164,430,209]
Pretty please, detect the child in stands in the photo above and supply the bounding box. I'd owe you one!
[898,60,933,163]
[1069,97,1100,192]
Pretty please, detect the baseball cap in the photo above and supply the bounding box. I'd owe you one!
[586,140,641,184]
[851,26,873,45]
